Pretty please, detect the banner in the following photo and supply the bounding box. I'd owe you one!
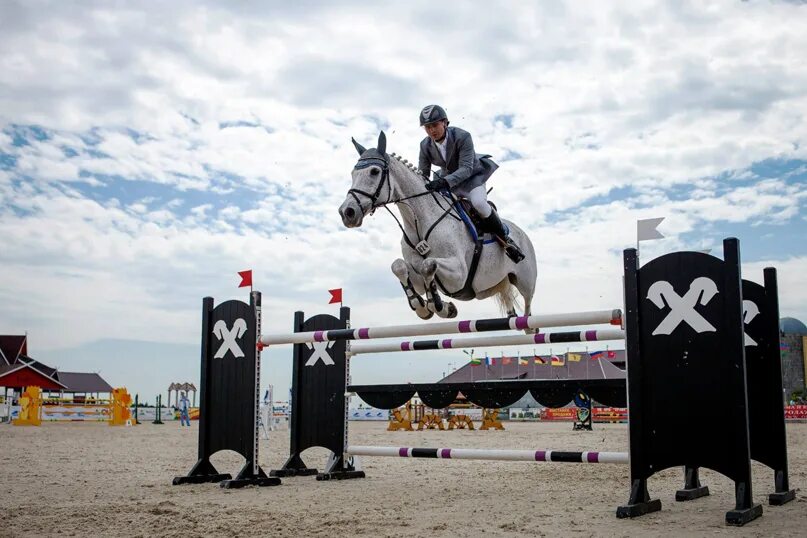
[449,408,483,420]
[593,407,628,423]
[349,407,387,421]
[129,407,177,422]
[509,408,542,420]
[540,408,578,421]
[785,405,807,420]
[540,407,629,422]
[42,403,110,421]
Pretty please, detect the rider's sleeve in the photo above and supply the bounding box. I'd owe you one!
[443,131,475,188]
[418,139,431,179]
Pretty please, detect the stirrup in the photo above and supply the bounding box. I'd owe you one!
[503,238,525,263]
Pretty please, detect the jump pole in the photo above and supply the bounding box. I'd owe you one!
[347,446,629,464]
[348,329,625,355]
[259,309,622,347]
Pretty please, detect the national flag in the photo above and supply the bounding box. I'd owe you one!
[518,357,528,366]
[590,351,604,360]
[484,354,492,366]
[533,355,546,365]
[237,270,253,288]
[607,350,616,359]
[470,357,481,366]
[502,356,513,365]
[550,355,564,366]
[328,288,343,304]
[567,352,583,362]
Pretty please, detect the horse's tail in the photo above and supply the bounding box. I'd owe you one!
[493,281,521,316]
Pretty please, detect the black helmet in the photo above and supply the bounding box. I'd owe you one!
[419,104,448,126]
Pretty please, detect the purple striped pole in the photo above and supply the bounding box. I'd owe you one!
[258,309,622,347]
[348,329,625,355]
[347,445,629,464]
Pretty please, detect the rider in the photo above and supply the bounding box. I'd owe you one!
[418,105,525,263]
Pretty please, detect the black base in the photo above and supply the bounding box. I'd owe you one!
[675,485,710,501]
[173,472,231,485]
[270,454,318,478]
[316,470,366,481]
[616,498,662,519]
[270,467,319,478]
[769,490,796,506]
[725,503,763,526]
[221,461,280,488]
[221,476,281,488]
[173,458,231,485]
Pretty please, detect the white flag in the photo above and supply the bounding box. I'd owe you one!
[637,217,665,242]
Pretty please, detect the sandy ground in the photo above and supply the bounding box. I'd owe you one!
[0,420,805,538]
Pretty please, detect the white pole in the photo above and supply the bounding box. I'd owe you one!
[260,309,622,346]
[346,445,629,464]
[348,329,626,355]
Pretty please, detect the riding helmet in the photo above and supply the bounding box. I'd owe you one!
[419,104,448,126]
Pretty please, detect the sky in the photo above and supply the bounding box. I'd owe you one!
[1,0,805,403]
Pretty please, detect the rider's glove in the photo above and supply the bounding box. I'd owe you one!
[426,177,449,192]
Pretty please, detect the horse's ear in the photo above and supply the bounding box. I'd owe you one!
[351,137,367,155]
[377,131,387,155]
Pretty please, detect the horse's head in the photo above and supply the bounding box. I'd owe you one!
[339,131,390,228]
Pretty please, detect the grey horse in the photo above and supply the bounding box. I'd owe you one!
[339,132,537,320]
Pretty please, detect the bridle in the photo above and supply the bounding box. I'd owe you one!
[348,152,462,256]
[347,155,391,217]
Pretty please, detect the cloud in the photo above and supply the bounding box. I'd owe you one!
[0,0,805,401]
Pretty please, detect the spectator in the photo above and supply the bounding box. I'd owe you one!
[179,391,191,427]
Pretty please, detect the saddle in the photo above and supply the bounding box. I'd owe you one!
[454,198,507,245]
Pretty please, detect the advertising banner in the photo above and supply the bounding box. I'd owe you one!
[349,407,388,421]
[785,405,807,420]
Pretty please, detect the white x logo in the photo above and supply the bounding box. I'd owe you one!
[212,318,247,359]
[647,277,719,336]
[743,300,760,347]
[305,341,335,366]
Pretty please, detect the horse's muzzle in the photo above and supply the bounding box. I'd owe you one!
[338,200,363,228]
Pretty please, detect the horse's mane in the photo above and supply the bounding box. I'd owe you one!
[389,152,426,181]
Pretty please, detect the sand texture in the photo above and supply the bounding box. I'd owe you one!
[1,421,805,537]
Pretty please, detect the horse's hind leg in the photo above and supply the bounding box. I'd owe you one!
[510,270,536,333]
[392,259,433,320]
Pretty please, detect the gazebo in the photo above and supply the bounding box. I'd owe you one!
[167,382,197,407]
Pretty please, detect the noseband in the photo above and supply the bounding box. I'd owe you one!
[348,155,390,216]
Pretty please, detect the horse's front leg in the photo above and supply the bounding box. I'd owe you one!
[391,258,433,320]
[419,258,460,319]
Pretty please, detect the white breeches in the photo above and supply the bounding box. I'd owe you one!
[466,186,492,218]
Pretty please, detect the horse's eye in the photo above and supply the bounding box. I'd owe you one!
[370,168,380,176]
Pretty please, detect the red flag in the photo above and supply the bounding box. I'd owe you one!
[607,350,616,358]
[238,270,253,288]
[328,288,343,304]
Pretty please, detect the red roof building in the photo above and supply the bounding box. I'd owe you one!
[0,334,112,394]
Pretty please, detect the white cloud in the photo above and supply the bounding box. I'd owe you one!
[0,1,805,400]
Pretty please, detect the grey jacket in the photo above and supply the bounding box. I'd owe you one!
[418,126,498,195]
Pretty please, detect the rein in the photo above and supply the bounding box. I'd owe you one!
[351,155,461,251]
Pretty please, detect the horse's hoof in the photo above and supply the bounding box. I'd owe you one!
[446,303,458,318]
[417,309,434,320]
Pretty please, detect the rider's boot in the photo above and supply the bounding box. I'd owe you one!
[482,209,525,263]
